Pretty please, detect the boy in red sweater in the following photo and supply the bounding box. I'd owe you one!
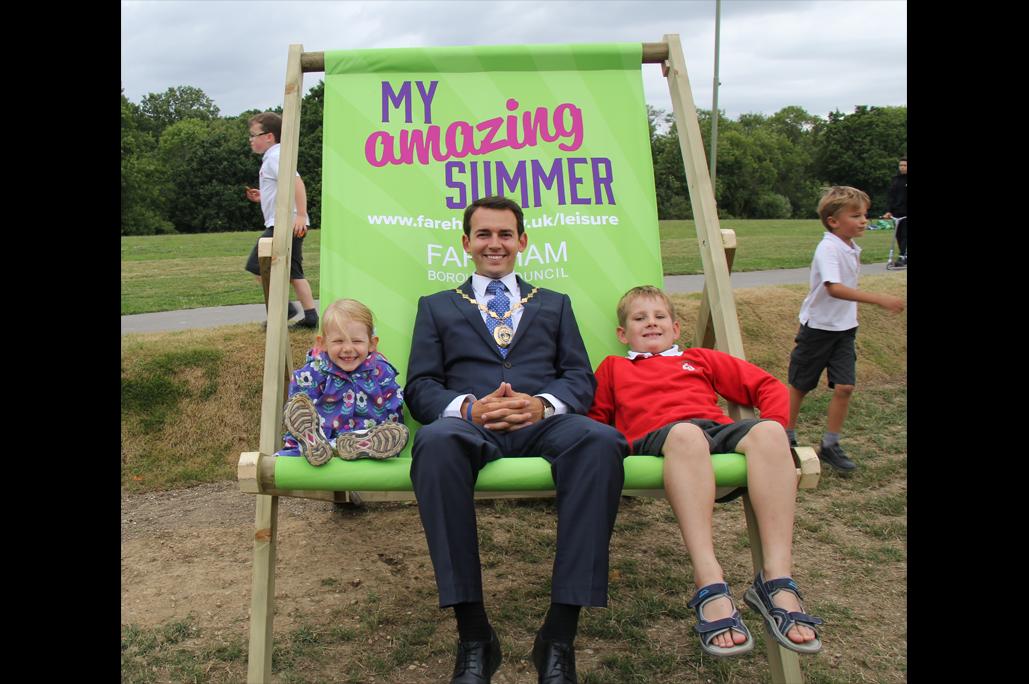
[588,286,823,658]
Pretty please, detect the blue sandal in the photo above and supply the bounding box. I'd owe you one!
[743,570,824,654]
[687,583,755,658]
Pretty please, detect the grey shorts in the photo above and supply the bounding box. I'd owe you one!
[631,418,774,456]
[244,226,306,280]
[788,323,857,391]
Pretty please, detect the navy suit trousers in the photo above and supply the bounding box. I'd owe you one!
[410,414,628,608]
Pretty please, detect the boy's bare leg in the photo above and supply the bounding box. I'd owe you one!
[290,278,316,312]
[734,422,816,645]
[662,423,746,649]
[826,384,854,434]
[786,386,807,430]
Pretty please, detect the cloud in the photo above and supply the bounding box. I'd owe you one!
[121,1,906,121]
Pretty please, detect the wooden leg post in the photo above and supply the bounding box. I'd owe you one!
[259,238,294,407]
[663,33,805,681]
[246,42,305,684]
[743,492,804,683]
[247,494,278,683]
[693,229,737,352]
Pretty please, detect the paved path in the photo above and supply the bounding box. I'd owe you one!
[121,261,901,335]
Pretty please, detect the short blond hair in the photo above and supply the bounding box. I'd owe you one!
[616,285,675,328]
[818,186,870,232]
[320,299,375,342]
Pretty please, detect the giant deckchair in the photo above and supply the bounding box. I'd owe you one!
[238,38,820,684]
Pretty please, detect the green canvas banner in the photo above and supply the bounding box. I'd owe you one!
[319,42,662,440]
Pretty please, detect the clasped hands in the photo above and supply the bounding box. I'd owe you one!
[461,382,546,433]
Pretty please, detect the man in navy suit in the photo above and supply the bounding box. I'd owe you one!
[406,196,629,684]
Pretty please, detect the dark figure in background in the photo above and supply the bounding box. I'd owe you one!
[885,157,907,266]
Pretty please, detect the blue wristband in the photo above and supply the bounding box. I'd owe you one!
[466,401,474,422]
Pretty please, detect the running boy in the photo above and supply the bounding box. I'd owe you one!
[587,286,823,658]
[244,111,319,329]
[279,299,408,465]
[786,186,905,472]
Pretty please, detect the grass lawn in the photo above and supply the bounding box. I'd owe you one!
[121,230,322,315]
[659,219,897,274]
[121,221,899,315]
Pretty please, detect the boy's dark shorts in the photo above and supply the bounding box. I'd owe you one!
[632,418,776,456]
[244,226,306,280]
[788,323,857,391]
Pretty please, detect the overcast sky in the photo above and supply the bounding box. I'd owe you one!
[121,0,906,123]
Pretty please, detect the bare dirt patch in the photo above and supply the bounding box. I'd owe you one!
[122,469,906,683]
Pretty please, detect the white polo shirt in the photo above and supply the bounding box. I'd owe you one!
[798,231,861,331]
[259,144,310,228]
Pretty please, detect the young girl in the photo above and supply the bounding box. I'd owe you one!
[278,298,408,466]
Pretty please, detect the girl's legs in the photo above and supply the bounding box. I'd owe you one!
[734,421,816,644]
[662,423,745,649]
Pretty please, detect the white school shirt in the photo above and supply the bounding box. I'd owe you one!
[442,272,567,418]
[798,232,861,331]
[259,144,311,228]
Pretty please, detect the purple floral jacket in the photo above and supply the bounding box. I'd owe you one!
[278,347,405,458]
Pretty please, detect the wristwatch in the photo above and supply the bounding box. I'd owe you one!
[539,397,555,420]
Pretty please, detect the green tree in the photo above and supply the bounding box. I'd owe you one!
[765,106,826,218]
[135,85,221,138]
[297,80,325,229]
[165,120,261,233]
[121,88,174,235]
[649,107,692,219]
[818,105,907,214]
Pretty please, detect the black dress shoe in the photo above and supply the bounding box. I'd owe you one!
[451,626,502,683]
[531,632,577,683]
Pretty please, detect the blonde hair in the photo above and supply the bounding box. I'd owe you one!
[616,285,675,328]
[818,186,870,232]
[320,299,375,342]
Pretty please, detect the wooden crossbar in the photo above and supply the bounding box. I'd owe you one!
[240,39,818,684]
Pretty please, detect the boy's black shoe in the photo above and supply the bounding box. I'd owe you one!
[532,632,577,683]
[817,442,856,472]
[789,439,798,448]
[262,304,298,329]
[450,627,502,683]
[289,317,319,330]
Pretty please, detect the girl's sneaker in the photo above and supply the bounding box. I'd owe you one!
[282,393,334,467]
[335,422,409,460]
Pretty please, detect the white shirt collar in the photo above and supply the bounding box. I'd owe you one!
[471,272,519,299]
[824,230,858,253]
[627,344,683,360]
[262,143,280,162]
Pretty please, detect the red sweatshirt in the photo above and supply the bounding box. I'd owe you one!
[587,347,789,447]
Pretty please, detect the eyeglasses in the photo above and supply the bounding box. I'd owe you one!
[249,130,272,138]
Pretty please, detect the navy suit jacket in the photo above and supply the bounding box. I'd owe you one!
[405,277,597,425]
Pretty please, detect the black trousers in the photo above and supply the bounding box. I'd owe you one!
[410,414,628,608]
[895,216,907,257]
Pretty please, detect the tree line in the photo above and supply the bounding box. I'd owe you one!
[121,83,905,236]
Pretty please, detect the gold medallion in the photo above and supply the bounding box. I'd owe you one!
[493,324,514,347]
[453,286,541,350]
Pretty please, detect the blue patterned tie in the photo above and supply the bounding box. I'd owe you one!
[485,280,511,358]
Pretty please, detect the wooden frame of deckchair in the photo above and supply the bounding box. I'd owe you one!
[237,38,820,684]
